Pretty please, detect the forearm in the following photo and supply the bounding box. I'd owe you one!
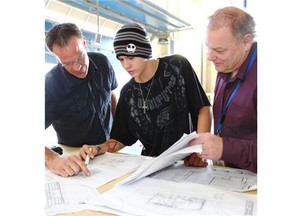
[95,139,125,155]
[105,139,125,152]
[45,146,59,167]
[111,92,117,117]
[197,106,212,133]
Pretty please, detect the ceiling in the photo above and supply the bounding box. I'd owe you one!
[45,0,193,39]
[45,0,247,39]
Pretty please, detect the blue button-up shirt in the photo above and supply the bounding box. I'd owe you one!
[45,52,118,146]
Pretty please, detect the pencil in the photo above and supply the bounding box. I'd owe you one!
[85,147,92,165]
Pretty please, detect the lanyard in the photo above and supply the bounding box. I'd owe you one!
[216,48,257,136]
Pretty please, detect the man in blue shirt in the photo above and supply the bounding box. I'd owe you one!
[45,23,118,177]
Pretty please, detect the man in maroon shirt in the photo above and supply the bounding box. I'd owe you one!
[185,6,257,173]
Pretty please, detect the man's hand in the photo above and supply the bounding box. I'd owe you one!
[184,153,208,167]
[46,147,90,177]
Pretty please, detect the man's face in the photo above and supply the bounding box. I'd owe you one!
[205,26,247,74]
[53,36,89,79]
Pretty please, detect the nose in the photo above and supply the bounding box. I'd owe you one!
[207,49,216,61]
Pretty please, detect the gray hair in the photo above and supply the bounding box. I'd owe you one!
[208,6,256,41]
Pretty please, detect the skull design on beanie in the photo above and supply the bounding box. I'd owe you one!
[113,23,152,59]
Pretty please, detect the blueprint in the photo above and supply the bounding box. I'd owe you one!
[45,152,146,215]
[45,152,147,189]
[45,179,99,215]
[119,132,202,185]
[149,161,257,192]
[88,177,257,216]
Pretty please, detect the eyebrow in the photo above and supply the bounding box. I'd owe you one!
[61,52,84,65]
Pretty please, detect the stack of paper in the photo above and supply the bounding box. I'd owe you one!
[120,132,202,185]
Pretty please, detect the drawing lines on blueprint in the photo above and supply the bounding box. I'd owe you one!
[92,153,145,169]
[96,158,128,168]
[45,181,64,208]
[149,164,257,191]
[148,192,206,210]
[73,169,102,178]
[244,200,254,216]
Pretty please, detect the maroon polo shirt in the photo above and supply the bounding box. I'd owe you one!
[213,42,257,173]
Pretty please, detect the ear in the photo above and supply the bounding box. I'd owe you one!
[242,34,253,50]
[82,36,88,49]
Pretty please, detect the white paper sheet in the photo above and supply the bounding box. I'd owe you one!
[45,152,147,189]
[88,177,257,216]
[149,161,257,192]
[45,179,99,216]
[119,132,202,185]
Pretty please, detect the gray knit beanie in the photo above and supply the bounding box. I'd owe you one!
[113,23,152,59]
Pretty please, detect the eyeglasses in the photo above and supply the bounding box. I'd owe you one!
[60,53,86,68]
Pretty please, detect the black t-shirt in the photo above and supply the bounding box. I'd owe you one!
[110,54,210,156]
